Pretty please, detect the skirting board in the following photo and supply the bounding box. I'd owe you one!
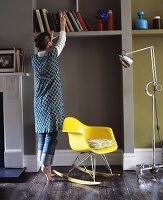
[24,148,163,172]
[23,155,40,172]
[135,148,163,165]
[24,149,123,172]
[4,149,24,168]
[53,149,123,166]
[123,148,163,170]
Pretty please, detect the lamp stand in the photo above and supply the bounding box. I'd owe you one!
[119,46,163,180]
[137,81,163,180]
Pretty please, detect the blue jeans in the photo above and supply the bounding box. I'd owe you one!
[38,132,58,166]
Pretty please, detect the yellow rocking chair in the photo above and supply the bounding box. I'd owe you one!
[53,117,120,185]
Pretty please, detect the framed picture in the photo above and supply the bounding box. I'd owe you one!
[0,49,16,72]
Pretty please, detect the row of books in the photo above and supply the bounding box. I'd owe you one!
[33,9,93,33]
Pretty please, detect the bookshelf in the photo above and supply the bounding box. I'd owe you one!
[35,0,121,34]
[34,0,133,163]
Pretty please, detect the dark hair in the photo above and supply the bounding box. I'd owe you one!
[34,32,51,51]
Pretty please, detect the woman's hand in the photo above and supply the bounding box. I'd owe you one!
[59,12,66,31]
[50,31,56,41]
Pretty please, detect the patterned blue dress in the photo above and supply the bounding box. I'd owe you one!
[31,47,65,133]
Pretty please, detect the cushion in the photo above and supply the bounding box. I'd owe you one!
[88,139,117,150]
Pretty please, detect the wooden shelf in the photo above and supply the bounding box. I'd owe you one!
[66,30,122,37]
[132,29,163,37]
[34,30,122,38]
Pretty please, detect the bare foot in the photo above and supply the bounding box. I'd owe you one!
[41,165,54,182]
[46,166,55,177]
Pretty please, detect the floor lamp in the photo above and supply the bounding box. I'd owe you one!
[119,46,163,179]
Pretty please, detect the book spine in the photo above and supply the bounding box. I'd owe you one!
[21,50,25,72]
[58,10,70,32]
[53,13,60,32]
[62,10,74,32]
[82,17,93,31]
[42,9,51,32]
[35,9,45,32]
[71,10,83,31]
[47,12,56,31]
[75,12,88,31]
[39,9,48,32]
[68,11,81,31]
[33,10,41,32]
[16,48,20,72]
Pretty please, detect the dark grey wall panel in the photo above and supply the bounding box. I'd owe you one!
[0,0,124,153]
[57,36,123,149]
[0,0,36,155]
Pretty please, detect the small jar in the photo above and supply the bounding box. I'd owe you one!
[153,16,161,29]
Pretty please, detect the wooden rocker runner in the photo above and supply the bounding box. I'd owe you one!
[53,164,120,185]
[54,117,120,185]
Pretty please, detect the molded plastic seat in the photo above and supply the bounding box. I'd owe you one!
[53,117,119,185]
[62,117,118,154]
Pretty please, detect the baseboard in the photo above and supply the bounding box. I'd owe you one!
[23,149,123,172]
[23,155,40,172]
[23,148,163,172]
[4,149,23,168]
[123,153,136,170]
[53,149,123,166]
[135,148,163,165]
[123,148,163,170]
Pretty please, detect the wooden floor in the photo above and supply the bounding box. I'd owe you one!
[0,166,163,200]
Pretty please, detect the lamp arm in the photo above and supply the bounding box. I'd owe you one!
[150,46,157,85]
[126,46,158,87]
[126,46,153,56]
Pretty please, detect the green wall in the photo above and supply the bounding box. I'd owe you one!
[132,0,163,148]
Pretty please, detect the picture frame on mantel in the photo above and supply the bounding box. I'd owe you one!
[0,49,15,72]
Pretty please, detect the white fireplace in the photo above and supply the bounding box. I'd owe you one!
[0,74,25,168]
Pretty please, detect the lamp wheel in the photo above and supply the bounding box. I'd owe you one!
[150,167,159,174]
[137,171,143,182]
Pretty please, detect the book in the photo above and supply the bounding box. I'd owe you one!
[35,9,44,32]
[15,48,20,72]
[42,9,51,32]
[47,12,56,31]
[52,13,60,32]
[58,10,69,32]
[39,9,48,32]
[15,48,25,72]
[71,10,83,31]
[75,12,88,31]
[62,10,74,32]
[67,11,81,31]
[33,10,40,32]
[82,17,93,31]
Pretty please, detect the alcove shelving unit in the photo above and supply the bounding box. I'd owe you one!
[34,0,134,170]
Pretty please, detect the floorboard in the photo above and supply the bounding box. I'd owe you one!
[0,166,163,200]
